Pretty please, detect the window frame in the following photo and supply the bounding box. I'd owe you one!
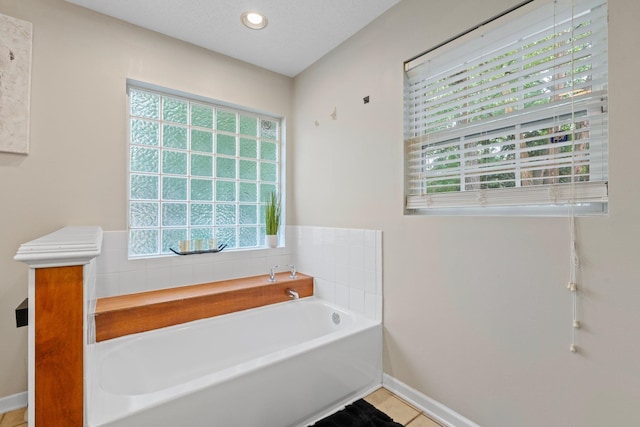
[127,81,284,258]
[403,0,608,216]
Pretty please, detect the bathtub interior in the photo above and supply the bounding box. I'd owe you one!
[96,299,356,395]
[87,297,382,427]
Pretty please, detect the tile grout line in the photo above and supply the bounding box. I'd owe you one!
[0,408,28,427]
[377,388,444,427]
[404,412,422,426]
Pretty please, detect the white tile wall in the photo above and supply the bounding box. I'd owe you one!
[95,225,383,321]
[288,225,383,321]
[95,231,294,298]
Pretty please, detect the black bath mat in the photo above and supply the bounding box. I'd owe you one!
[309,399,403,427]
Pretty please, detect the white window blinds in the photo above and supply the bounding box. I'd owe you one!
[404,0,608,214]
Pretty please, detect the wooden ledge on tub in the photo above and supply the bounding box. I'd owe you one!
[94,272,313,342]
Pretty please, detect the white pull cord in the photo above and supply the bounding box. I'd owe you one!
[568,212,579,353]
[567,0,580,354]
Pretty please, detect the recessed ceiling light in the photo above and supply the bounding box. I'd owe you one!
[241,11,268,30]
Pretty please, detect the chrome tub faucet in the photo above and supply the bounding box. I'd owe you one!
[268,265,279,282]
[287,264,297,279]
[286,288,299,300]
[268,264,297,282]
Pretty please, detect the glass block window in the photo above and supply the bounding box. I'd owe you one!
[128,85,281,257]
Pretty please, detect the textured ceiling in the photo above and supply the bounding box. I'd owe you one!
[64,0,402,77]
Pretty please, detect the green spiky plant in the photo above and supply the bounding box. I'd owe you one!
[265,191,281,236]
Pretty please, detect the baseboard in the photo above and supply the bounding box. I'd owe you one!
[382,374,480,427]
[0,391,27,414]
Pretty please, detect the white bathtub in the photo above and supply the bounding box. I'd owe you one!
[87,297,382,427]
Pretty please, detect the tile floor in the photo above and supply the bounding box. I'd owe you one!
[365,388,442,427]
[0,388,440,427]
[0,408,26,427]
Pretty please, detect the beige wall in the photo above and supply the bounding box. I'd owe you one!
[2,0,638,425]
[0,0,292,399]
[292,0,640,426]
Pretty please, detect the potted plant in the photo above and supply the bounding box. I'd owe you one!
[265,191,281,248]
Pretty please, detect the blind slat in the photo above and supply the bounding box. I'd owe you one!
[406,181,608,209]
[407,90,606,150]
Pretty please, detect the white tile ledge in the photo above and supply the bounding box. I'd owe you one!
[14,226,103,268]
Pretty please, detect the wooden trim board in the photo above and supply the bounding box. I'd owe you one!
[94,272,313,341]
[35,266,84,427]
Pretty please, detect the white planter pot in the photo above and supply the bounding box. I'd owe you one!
[266,235,278,248]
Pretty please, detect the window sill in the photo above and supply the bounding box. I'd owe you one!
[127,244,287,260]
[405,202,608,217]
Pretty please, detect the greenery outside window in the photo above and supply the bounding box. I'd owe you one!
[404,0,608,215]
[128,83,281,257]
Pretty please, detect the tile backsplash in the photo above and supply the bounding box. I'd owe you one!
[95,225,382,321]
[288,226,382,321]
